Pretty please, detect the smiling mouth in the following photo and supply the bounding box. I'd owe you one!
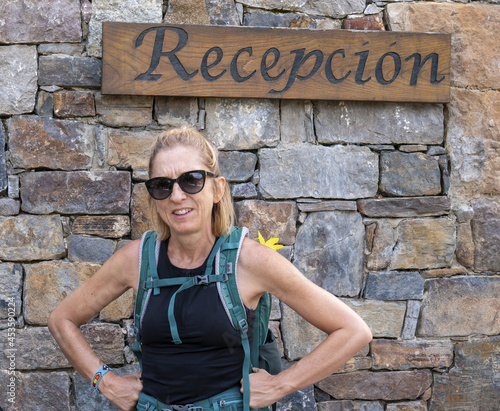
[173,208,192,216]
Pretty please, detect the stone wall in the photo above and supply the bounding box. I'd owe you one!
[0,0,499,410]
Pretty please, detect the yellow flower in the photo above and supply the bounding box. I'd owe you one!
[257,231,284,251]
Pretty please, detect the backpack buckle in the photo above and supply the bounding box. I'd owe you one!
[194,274,209,285]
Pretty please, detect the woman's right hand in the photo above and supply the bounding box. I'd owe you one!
[99,371,143,411]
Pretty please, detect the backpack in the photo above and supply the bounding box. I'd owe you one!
[132,226,282,411]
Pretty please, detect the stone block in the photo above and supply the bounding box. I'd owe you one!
[0,0,81,43]
[0,371,71,411]
[131,183,154,240]
[316,370,432,401]
[298,201,357,213]
[100,288,134,322]
[96,94,154,127]
[259,144,378,199]
[0,215,65,262]
[342,299,406,338]
[232,183,258,199]
[315,102,444,145]
[155,97,199,127]
[357,196,451,218]
[380,151,441,197]
[317,400,384,411]
[401,300,421,340]
[471,198,500,272]
[238,0,365,18]
[371,339,454,370]
[24,261,100,325]
[417,277,500,337]
[234,200,298,245]
[68,235,116,264]
[280,100,315,144]
[219,151,258,182]
[277,360,318,410]
[205,0,240,25]
[366,219,396,271]
[39,55,102,87]
[335,357,372,374]
[87,0,163,57]
[386,401,427,411]
[244,9,341,29]
[73,216,131,238]
[54,91,96,118]
[7,175,19,199]
[106,129,158,174]
[35,90,54,117]
[364,272,424,300]
[431,336,500,410]
[20,171,131,215]
[294,211,365,297]
[0,46,38,115]
[163,0,210,24]
[342,15,385,31]
[456,222,474,269]
[391,218,456,270]
[206,99,280,150]
[387,3,500,89]
[38,43,85,56]
[0,198,20,216]
[0,263,23,319]
[8,116,94,170]
[81,323,126,365]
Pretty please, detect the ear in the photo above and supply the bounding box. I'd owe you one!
[213,176,226,204]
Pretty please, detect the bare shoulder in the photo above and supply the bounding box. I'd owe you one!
[100,238,142,291]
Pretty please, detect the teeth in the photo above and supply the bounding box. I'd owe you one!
[173,209,190,215]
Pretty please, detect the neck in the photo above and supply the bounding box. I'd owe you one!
[167,230,216,269]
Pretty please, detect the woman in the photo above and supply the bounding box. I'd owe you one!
[49,127,372,410]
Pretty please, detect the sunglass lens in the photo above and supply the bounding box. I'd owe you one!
[146,178,172,200]
[179,171,205,194]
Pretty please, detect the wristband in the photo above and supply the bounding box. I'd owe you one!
[91,364,111,391]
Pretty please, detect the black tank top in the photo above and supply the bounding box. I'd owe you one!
[140,239,253,404]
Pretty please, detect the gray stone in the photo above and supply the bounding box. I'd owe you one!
[364,272,425,300]
[427,146,447,156]
[73,364,141,411]
[401,300,421,340]
[0,198,20,216]
[206,99,280,150]
[68,235,116,264]
[317,400,385,411]
[96,94,154,127]
[0,123,6,194]
[380,151,441,196]
[438,154,450,195]
[20,171,131,215]
[357,196,451,218]
[386,401,427,411]
[8,116,94,170]
[315,102,444,145]
[259,144,378,199]
[35,90,54,117]
[155,97,198,127]
[0,263,23,319]
[106,129,158,173]
[391,218,456,270]
[7,175,19,199]
[0,215,65,262]
[232,182,258,199]
[297,200,357,213]
[38,55,102,87]
[448,135,486,187]
[0,46,38,115]
[471,198,500,272]
[38,43,85,56]
[87,0,163,57]
[245,9,340,29]
[72,215,131,238]
[0,0,81,43]
[280,100,315,144]
[418,277,500,337]
[205,0,241,25]
[277,366,318,410]
[54,91,96,118]
[294,211,365,297]
[238,0,365,18]
[366,220,396,272]
[219,151,258,182]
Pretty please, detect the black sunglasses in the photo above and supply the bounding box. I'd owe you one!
[145,170,216,200]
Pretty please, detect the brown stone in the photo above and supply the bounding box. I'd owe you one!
[20,171,131,215]
[131,183,154,240]
[0,215,65,262]
[54,91,96,118]
[100,288,134,322]
[235,200,298,245]
[72,215,131,238]
[8,115,94,170]
[417,277,500,337]
[95,94,153,127]
[357,197,451,218]
[386,401,427,411]
[335,357,372,374]
[297,201,357,213]
[421,267,467,279]
[107,129,158,174]
[316,370,432,401]
[371,339,453,370]
[342,15,385,31]
[317,400,384,411]
[366,219,396,272]
[387,3,500,89]
[456,222,474,269]
[81,323,126,365]
[24,261,100,325]
[391,218,456,270]
[155,97,199,127]
[164,0,210,24]
[399,145,427,153]
[471,198,500,272]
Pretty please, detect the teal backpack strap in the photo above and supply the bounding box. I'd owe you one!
[132,230,158,368]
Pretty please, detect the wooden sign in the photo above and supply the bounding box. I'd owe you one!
[102,22,451,103]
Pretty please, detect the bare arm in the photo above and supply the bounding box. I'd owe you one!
[48,240,143,410]
[237,238,372,408]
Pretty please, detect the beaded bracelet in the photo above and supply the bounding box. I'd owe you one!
[91,364,111,391]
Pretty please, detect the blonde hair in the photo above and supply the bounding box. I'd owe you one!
[147,127,235,241]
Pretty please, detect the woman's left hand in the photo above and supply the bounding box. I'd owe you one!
[241,367,285,409]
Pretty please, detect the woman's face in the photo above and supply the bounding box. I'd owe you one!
[150,145,225,239]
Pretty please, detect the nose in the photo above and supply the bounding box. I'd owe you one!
[169,182,187,201]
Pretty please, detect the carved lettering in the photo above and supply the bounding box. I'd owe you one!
[405,53,445,86]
